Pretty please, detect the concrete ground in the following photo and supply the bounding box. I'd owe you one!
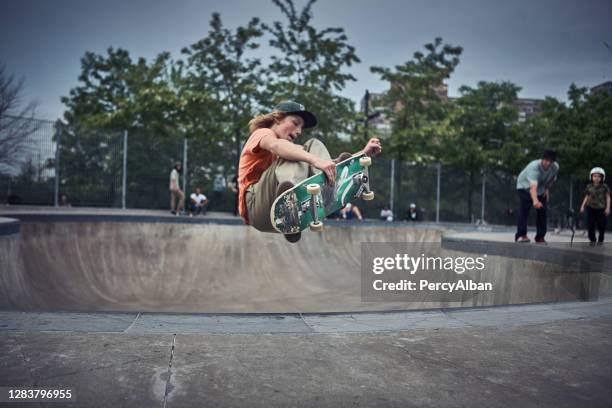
[2,310,611,407]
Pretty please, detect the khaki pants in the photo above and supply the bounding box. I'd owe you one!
[246,138,331,232]
[170,188,185,212]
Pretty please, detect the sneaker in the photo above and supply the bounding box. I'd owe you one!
[597,241,604,246]
[515,235,530,243]
[535,238,547,245]
[333,152,352,164]
[170,210,176,215]
[276,181,301,243]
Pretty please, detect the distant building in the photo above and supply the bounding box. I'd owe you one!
[361,84,544,129]
[515,98,543,122]
[590,81,612,97]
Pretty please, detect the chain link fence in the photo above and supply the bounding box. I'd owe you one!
[0,116,593,228]
[125,129,184,210]
[58,125,124,207]
[0,116,56,205]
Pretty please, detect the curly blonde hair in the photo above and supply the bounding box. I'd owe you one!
[248,111,286,133]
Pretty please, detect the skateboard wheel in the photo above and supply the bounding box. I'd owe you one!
[306,184,321,195]
[361,191,375,201]
[359,157,372,167]
[309,220,323,232]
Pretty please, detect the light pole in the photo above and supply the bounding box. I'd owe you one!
[363,90,381,142]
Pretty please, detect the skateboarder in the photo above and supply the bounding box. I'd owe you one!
[238,100,381,242]
[514,149,559,244]
[579,167,610,245]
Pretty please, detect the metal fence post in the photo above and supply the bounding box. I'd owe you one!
[122,130,128,209]
[481,170,486,223]
[436,163,441,223]
[390,159,395,214]
[182,138,188,194]
[569,175,573,211]
[53,122,61,207]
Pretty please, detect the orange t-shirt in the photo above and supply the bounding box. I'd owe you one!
[238,129,277,224]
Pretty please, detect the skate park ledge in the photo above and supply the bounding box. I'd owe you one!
[1,208,611,334]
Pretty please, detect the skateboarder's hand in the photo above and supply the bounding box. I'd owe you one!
[533,200,544,209]
[363,138,382,157]
[312,158,337,184]
[580,205,585,214]
[606,208,610,216]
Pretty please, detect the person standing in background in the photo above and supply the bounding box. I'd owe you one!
[231,175,239,216]
[514,150,559,244]
[169,162,184,215]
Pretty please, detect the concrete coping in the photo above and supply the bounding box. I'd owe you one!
[441,234,612,274]
[1,297,611,334]
[0,217,19,236]
[0,207,513,231]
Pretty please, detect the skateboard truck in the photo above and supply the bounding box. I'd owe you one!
[359,157,375,201]
[306,184,323,231]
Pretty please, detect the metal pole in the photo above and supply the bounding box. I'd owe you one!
[364,90,370,142]
[569,175,573,211]
[182,138,188,194]
[390,158,395,215]
[53,122,61,207]
[481,170,486,224]
[436,163,441,223]
[122,130,128,209]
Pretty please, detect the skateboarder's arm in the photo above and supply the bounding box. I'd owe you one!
[260,134,337,182]
[354,137,382,157]
[261,135,314,162]
[606,193,611,216]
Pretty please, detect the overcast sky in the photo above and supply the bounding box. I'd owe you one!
[1,0,611,120]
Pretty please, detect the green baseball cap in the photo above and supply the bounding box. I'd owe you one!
[273,100,318,128]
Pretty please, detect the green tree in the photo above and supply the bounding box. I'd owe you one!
[371,37,462,163]
[263,0,360,154]
[180,12,264,177]
[527,84,612,209]
[444,81,522,219]
[370,38,461,217]
[60,48,194,208]
[61,48,187,132]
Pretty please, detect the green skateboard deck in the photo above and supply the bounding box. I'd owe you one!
[270,153,374,234]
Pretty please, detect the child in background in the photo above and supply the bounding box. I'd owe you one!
[580,167,611,245]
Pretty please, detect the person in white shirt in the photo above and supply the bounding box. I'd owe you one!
[380,206,393,222]
[189,187,209,216]
[341,202,363,221]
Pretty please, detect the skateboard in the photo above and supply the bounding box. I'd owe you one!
[270,153,374,234]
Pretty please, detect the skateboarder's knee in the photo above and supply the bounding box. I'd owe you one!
[303,138,325,150]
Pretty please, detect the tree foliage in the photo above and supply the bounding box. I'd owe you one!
[371,37,462,163]
[263,0,360,153]
[180,12,264,171]
[533,85,612,181]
